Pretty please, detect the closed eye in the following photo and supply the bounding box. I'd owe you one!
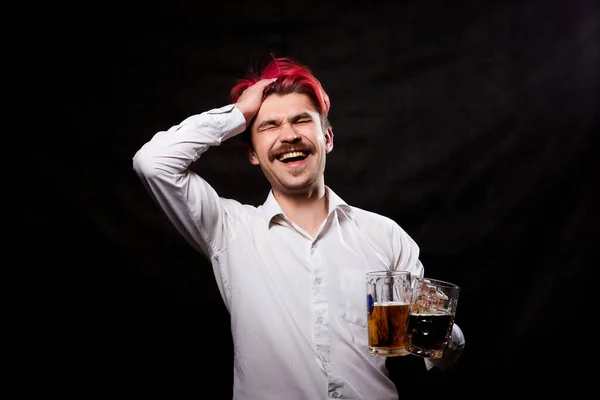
[258,125,277,132]
[256,120,281,132]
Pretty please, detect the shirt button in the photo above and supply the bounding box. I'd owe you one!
[331,392,340,398]
[316,317,323,324]
[315,277,322,284]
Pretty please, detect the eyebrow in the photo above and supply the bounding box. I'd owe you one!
[256,112,314,131]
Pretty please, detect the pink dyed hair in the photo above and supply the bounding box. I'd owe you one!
[230,57,331,118]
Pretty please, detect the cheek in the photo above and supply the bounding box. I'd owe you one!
[316,134,328,149]
[254,142,268,156]
[252,142,273,163]
[253,133,278,153]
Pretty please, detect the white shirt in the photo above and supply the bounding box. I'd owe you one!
[132,104,465,400]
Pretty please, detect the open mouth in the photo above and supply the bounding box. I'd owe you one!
[277,151,309,163]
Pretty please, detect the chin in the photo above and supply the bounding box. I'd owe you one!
[280,184,310,194]
[281,177,320,193]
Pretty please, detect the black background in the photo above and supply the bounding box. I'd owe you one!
[39,0,599,396]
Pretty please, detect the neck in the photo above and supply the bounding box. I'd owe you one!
[272,185,328,237]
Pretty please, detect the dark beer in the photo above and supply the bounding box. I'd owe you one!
[405,312,454,358]
[367,302,410,356]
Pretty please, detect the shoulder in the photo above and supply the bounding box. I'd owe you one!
[220,197,262,216]
[344,204,419,248]
[346,205,403,231]
[345,204,422,270]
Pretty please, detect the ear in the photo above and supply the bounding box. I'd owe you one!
[244,142,260,165]
[324,127,334,153]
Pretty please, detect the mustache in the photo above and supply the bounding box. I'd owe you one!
[268,143,315,161]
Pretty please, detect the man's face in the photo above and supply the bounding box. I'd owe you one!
[246,93,333,195]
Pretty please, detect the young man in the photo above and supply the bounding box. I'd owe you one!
[132,57,465,399]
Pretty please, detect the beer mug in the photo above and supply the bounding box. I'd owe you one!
[366,270,412,356]
[405,277,460,359]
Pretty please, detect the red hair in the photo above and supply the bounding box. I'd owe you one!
[230,57,331,117]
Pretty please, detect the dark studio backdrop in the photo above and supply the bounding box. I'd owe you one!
[45,0,598,396]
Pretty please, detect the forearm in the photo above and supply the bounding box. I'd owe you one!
[133,105,246,176]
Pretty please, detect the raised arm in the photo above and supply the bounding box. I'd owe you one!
[132,105,246,258]
[132,79,277,258]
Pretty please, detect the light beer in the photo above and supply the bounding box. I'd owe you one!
[405,312,454,358]
[367,301,410,356]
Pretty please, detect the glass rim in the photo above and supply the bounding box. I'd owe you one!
[415,276,459,290]
[366,270,411,277]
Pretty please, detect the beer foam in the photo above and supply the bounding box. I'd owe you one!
[410,311,452,316]
[373,301,409,306]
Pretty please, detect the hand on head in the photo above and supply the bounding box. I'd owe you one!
[235,78,277,126]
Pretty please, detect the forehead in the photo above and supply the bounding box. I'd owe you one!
[255,93,319,121]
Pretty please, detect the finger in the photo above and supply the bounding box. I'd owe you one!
[259,78,277,86]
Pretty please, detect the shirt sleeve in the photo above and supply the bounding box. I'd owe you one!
[423,323,466,371]
[132,104,247,258]
[389,223,466,371]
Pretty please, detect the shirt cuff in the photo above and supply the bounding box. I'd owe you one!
[423,323,465,371]
[206,104,247,141]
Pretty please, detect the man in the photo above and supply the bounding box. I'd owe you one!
[133,57,465,399]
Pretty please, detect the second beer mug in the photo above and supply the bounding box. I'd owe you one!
[366,270,412,356]
[405,277,460,359]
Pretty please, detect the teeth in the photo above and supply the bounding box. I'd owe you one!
[279,151,306,161]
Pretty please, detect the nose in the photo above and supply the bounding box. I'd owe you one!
[280,123,299,142]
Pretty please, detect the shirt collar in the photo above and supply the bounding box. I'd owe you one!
[262,186,353,225]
